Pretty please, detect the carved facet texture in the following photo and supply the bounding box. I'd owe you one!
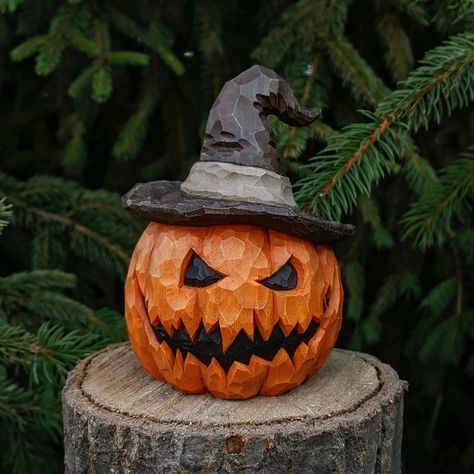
[181,161,297,206]
[123,180,356,244]
[125,223,343,399]
[200,65,319,171]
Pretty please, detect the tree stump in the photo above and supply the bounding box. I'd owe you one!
[62,343,407,473]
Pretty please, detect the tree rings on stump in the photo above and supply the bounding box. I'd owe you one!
[62,343,407,473]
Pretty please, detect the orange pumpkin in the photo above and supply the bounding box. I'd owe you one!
[125,222,343,399]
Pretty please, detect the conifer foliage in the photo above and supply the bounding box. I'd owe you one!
[1,1,473,472]
[0,181,132,472]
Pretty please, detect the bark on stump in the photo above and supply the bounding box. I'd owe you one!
[62,343,406,474]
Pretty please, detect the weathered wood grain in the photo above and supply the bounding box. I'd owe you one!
[63,343,406,473]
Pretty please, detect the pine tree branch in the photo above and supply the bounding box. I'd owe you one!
[0,324,35,363]
[343,261,365,322]
[0,270,76,293]
[450,240,463,319]
[420,278,456,317]
[310,121,338,141]
[296,33,474,220]
[252,0,348,67]
[401,147,439,195]
[31,323,101,384]
[319,116,394,200]
[326,35,389,108]
[401,148,474,249]
[91,19,112,104]
[358,194,394,249]
[377,33,474,130]
[113,81,159,160]
[392,0,430,25]
[63,117,87,176]
[6,196,130,267]
[433,0,474,33]
[109,7,184,75]
[201,3,224,97]
[278,53,324,159]
[377,12,414,82]
[0,174,138,275]
[0,0,27,14]
[0,197,11,236]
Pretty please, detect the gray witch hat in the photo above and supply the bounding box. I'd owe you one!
[123,65,355,243]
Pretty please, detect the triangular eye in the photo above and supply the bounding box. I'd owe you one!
[260,260,298,291]
[184,252,224,287]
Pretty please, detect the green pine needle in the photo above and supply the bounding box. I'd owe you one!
[295,33,474,221]
[0,197,11,236]
[91,65,113,104]
[0,173,138,276]
[402,148,474,249]
[377,12,414,82]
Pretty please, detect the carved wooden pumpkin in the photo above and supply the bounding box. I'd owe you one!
[125,222,343,399]
[123,65,353,399]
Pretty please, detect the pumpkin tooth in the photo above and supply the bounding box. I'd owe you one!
[172,349,184,379]
[226,357,269,399]
[306,340,318,361]
[273,294,298,337]
[225,362,253,398]
[156,309,175,336]
[277,319,297,337]
[160,341,176,371]
[220,307,253,352]
[248,355,270,377]
[253,308,275,342]
[290,342,314,386]
[147,305,161,327]
[308,327,325,354]
[200,290,220,335]
[180,315,202,341]
[241,312,254,342]
[312,314,322,324]
[292,342,312,372]
[260,348,297,396]
[220,323,243,353]
[143,314,161,352]
[225,355,270,399]
[173,317,183,331]
[165,324,175,337]
[150,341,176,385]
[295,314,312,334]
[203,358,227,398]
[176,313,202,341]
[168,289,198,337]
[179,353,206,393]
[202,318,219,334]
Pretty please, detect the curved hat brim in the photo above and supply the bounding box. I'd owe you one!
[123,181,355,244]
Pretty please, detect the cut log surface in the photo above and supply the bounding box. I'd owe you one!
[62,343,407,474]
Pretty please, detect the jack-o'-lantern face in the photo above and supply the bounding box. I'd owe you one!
[125,222,343,399]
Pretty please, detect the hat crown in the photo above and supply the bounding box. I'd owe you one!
[199,65,319,173]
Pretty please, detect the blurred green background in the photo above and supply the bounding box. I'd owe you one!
[0,1,473,472]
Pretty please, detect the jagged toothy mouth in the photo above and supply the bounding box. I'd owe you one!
[151,321,319,372]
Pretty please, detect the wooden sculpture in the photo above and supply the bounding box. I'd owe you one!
[123,65,355,399]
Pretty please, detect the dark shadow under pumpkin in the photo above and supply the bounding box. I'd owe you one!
[152,321,319,372]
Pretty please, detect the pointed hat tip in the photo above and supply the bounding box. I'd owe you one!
[200,64,321,172]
